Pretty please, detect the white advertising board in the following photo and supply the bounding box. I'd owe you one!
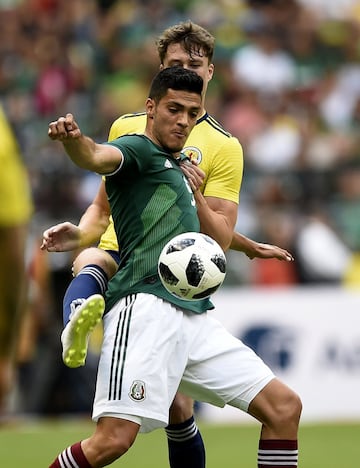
[199,287,360,424]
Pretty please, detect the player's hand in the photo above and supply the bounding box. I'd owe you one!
[247,242,294,261]
[180,159,204,192]
[41,222,82,252]
[48,113,81,141]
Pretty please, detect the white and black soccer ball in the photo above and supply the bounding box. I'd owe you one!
[158,232,226,301]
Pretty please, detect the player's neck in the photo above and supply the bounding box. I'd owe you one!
[198,108,206,120]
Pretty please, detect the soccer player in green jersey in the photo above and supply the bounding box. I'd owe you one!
[47,66,301,468]
[42,21,294,468]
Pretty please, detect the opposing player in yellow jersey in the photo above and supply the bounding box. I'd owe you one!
[0,104,33,417]
[42,21,295,468]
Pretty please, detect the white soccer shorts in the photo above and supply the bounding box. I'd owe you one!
[92,293,274,433]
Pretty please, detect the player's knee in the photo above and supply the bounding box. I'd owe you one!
[73,247,116,278]
[249,380,302,434]
[91,420,138,463]
[169,393,194,424]
[289,391,302,424]
[273,389,302,429]
[102,435,134,460]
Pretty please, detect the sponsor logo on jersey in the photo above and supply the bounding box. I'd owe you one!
[183,146,202,165]
[129,380,146,401]
[164,159,173,169]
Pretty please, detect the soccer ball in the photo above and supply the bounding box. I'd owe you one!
[158,232,226,301]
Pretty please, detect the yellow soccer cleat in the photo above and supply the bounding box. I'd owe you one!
[61,294,105,368]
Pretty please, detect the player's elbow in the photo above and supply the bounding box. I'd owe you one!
[216,223,233,252]
[219,234,232,252]
[201,227,232,252]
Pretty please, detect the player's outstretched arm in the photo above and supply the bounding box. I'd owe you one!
[181,161,293,261]
[77,180,110,247]
[41,182,111,253]
[230,231,294,261]
[41,222,81,252]
[194,190,235,251]
[48,113,122,174]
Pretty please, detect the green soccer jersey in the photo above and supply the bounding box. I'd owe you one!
[104,134,213,314]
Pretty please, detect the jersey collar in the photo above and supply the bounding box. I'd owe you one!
[196,111,208,125]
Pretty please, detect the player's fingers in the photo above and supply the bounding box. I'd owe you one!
[41,231,53,247]
[64,113,79,133]
[182,161,204,178]
[48,115,80,140]
[48,117,68,139]
[48,123,60,139]
[279,249,294,261]
[180,163,203,190]
[65,113,74,123]
[189,167,204,188]
[40,238,57,251]
[185,172,199,191]
[190,163,205,179]
[285,251,294,261]
[188,178,197,192]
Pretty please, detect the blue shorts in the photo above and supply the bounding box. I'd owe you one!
[106,249,120,265]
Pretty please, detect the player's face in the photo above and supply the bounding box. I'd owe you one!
[146,88,201,153]
[161,42,214,107]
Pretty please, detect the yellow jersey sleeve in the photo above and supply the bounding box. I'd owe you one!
[0,106,33,226]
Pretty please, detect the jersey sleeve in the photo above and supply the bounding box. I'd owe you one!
[202,136,243,204]
[106,135,151,177]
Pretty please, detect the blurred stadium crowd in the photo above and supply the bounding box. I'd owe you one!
[2,0,360,415]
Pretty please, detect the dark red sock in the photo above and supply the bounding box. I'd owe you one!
[49,441,92,468]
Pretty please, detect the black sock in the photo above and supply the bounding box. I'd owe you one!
[165,416,205,468]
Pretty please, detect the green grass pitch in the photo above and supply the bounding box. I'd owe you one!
[0,419,359,467]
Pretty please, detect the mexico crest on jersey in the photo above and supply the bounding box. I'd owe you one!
[129,380,146,401]
[183,146,202,165]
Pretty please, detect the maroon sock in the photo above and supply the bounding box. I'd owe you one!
[258,439,298,467]
[49,441,92,468]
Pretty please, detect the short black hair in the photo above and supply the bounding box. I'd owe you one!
[148,66,203,103]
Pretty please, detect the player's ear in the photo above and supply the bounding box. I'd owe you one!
[208,63,214,81]
[146,98,155,119]
[159,63,164,71]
